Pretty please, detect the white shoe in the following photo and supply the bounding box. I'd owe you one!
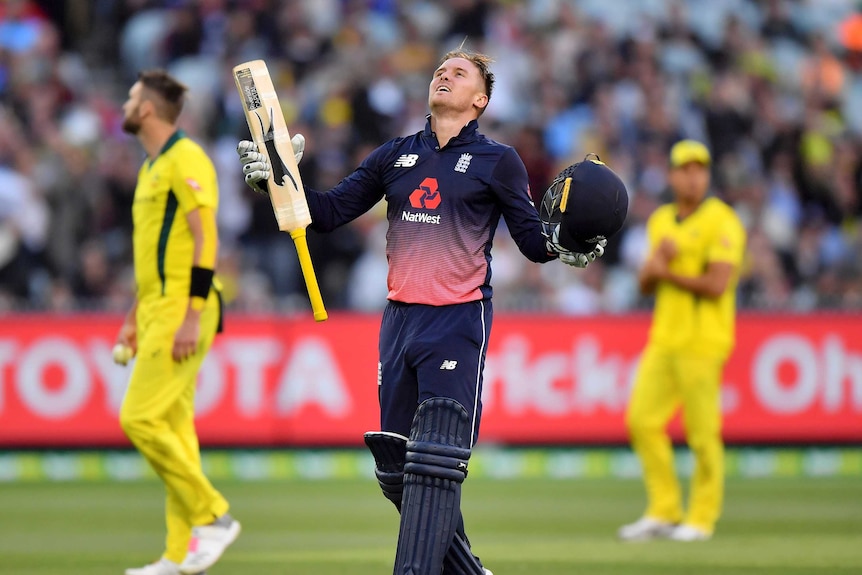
[669,523,712,541]
[178,518,241,574]
[125,558,183,575]
[617,516,676,541]
[484,570,493,575]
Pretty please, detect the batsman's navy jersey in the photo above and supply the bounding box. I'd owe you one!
[304,118,554,305]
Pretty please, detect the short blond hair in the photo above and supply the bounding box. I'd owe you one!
[439,50,495,102]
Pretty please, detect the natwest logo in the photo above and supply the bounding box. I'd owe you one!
[409,177,441,209]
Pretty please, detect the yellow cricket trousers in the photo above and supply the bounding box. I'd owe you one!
[119,294,228,563]
[625,345,725,533]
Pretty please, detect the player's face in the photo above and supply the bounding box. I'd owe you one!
[429,58,488,116]
[121,82,147,135]
[669,162,710,204]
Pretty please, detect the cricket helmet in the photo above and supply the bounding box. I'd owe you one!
[540,155,629,253]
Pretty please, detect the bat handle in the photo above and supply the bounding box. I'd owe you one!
[289,228,328,322]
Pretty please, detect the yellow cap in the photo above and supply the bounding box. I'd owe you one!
[670,140,711,167]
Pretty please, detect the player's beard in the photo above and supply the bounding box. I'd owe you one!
[428,98,466,122]
[429,83,460,112]
[429,89,482,120]
[121,110,142,135]
[429,91,458,115]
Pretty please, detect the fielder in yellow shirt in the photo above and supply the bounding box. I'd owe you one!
[619,140,746,542]
[114,70,239,575]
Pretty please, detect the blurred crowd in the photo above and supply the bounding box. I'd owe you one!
[1,0,861,314]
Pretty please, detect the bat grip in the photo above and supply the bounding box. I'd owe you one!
[289,228,328,322]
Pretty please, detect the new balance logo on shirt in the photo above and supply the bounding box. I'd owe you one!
[439,360,458,370]
[394,154,419,168]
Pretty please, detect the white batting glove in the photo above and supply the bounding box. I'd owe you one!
[289,133,305,164]
[551,236,607,268]
[237,140,269,194]
[236,134,305,194]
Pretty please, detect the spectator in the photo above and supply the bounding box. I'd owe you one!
[0,0,861,314]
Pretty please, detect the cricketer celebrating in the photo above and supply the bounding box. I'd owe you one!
[116,70,240,575]
[619,140,746,542]
[239,50,607,575]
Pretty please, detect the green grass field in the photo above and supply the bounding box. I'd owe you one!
[1,476,860,575]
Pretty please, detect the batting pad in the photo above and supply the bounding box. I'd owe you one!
[365,429,487,575]
[393,397,472,575]
[364,431,408,509]
[442,533,487,575]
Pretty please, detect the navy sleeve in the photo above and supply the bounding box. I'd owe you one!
[491,147,556,263]
[304,146,387,232]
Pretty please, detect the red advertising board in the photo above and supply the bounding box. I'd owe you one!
[0,313,859,447]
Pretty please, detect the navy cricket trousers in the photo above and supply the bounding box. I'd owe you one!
[378,299,492,447]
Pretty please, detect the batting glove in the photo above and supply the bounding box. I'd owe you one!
[548,236,607,268]
[236,134,305,195]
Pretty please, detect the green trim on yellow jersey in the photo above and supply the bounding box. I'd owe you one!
[147,130,185,170]
[133,130,219,301]
[152,130,186,296]
[157,191,179,295]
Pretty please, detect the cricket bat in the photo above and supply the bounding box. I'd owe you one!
[233,60,327,322]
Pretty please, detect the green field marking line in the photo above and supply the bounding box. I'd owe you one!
[0,447,860,482]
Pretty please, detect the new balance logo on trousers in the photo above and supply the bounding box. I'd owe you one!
[439,360,458,370]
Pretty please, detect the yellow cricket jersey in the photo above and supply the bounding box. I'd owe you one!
[645,196,746,360]
[132,130,218,301]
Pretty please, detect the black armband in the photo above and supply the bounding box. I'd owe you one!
[190,266,214,299]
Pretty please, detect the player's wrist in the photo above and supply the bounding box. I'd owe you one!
[190,266,214,302]
[656,267,673,282]
[544,239,565,256]
[189,295,206,312]
[248,176,269,195]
